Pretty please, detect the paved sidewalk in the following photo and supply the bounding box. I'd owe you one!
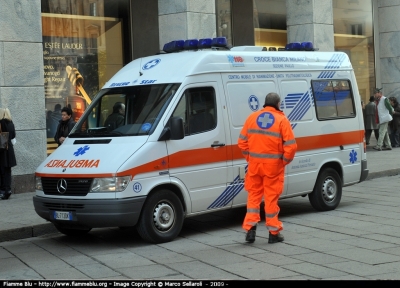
[1,136,399,243]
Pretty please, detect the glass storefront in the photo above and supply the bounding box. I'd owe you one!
[333,0,375,105]
[216,0,233,46]
[41,0,129,154]
[253,0,287,49]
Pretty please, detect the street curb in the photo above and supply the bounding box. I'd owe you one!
[365,168,400,181]
[0,223,57,243]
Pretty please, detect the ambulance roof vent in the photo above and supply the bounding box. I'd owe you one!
[230,46,267,51]
[162,37,229,53]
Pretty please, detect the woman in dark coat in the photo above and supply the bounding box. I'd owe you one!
[0,108,17,200]
[54,106,76,146]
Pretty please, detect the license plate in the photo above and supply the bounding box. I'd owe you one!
[53,211,72,221]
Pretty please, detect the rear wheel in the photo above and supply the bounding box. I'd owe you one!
[136,189,184,243]
[54,224,91,236]
[308,168,342,211]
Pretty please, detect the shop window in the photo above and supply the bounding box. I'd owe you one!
[42,0,129,154]
[333,0,375,108]
[216,0,233,46]
[253,0,287,49]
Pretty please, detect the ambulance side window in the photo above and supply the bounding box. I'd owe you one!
[312,80,356,120]
[171,87,217,135]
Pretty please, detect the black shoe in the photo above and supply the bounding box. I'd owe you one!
[2,190,11,200]
[0,190,4,200]
[268,232,284,243]
[245,226,256,243]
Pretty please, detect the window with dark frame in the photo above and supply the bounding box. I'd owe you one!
[172,87,217,135]
[312,80,356,120]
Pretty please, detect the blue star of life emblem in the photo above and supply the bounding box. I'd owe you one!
[257,112,275,129]
[73,145,90,156]
[142,59,161,70]
[227,55,234,64]
[349,150,357,164]
[248,95,259,111]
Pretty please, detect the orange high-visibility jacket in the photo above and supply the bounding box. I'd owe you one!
[238,106,297,166]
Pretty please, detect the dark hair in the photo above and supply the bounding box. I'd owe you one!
[112,102,124,113]
[389,97,398,106]
[369,96,375,102]
[263,92,281,108]
[55,104,61,110]
[61,106,73,116]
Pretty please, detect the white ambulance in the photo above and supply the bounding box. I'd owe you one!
[34,38,368,243]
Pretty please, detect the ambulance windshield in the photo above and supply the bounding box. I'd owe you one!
[70,83,180,137]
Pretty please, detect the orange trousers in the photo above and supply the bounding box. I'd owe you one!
[242,162,284,235]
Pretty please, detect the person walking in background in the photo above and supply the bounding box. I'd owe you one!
[54,106,76,146]
[373,88,394,151]
[238,92,297,244]
[364,96,379,145]
[0,108,17,200]
[389,97,400,148]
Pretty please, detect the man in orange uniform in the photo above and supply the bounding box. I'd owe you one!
[238,92,297,243]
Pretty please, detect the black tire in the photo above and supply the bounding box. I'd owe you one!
[54,224,92,236]
[308,168,342,211]
[136,189,184,243]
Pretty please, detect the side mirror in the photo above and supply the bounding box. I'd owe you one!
[158,116,184,141]
[170,116,184,140]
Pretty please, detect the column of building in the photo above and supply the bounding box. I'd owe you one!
[0,0,46,193]
[376,1,400,99]
[286,0,334,51]
[158,0,217,50]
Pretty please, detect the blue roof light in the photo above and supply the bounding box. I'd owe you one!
[212,37,228,47]
[184,39,199,50]
[301,41,314,51]
[198,38,212,49]
[285,42,301,51]
[163,40,184,53]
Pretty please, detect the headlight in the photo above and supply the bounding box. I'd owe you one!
[90,176,130,192]
[35,176,43,191]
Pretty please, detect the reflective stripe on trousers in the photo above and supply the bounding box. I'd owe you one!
[242,162,284,235]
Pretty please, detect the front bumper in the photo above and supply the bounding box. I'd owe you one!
[33,195,146,228]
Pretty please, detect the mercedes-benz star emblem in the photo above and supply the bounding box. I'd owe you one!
[57,179,67,194]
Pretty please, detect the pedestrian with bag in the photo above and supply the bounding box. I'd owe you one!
[0,108,17,200]
[373,88,394,151]
[54,106,76,146]
[238,92,297,244]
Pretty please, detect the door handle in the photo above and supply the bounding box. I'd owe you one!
[211,143,226,147]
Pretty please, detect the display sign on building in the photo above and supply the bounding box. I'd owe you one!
[42,36,99,139]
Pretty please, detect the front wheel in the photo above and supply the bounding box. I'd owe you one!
[308,168,342,211]
[136,189,184,243]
